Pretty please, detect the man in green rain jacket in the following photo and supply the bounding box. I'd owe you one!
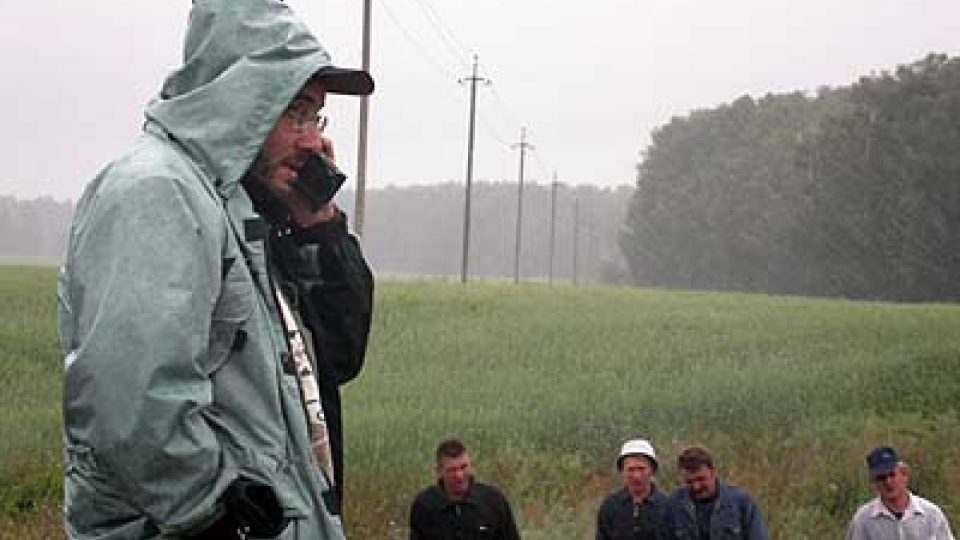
[57,1,373,538]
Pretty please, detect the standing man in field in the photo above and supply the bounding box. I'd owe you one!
[664,446,769,540]
[845,446,955,540]
[57,0,373,538]
[596,438,669,540]
[408,438,522,540]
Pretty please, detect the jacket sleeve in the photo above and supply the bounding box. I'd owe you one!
[595,503,611,540]
[844,516,865,540]
[498,490,523,540]
[931,505,956,540]
[280,210,374,385]
[742,494,770,540]
[408,493,427,540]
[61,176,228,532]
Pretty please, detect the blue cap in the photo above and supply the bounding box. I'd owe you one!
[866,446,899,480]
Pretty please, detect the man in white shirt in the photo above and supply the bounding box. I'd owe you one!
[846,446,955,540]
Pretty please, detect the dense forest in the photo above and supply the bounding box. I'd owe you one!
[0,183,630,285]
[621,53,960,301]
[355,182,631,283]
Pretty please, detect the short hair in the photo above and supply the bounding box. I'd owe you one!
[436,438,468,464]
[678,446,714,472]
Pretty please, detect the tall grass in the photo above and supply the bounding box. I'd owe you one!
[343,282,960,538]
[1,269,958,539]
[0,266,61,508]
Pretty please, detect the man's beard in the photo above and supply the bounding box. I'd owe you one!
[241,152,289,223]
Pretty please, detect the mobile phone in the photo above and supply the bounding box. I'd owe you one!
[291,153,346,212]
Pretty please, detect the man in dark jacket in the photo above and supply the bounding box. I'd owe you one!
[409,439,522,540]
[664,446,769,540]
[596,438,669,540]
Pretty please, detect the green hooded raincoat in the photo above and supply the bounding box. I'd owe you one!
[57,1,368,538]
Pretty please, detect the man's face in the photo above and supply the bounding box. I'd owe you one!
[621,455,655,498]
[255,79,327,205]
[873,465,909,506]
[437,452,472,501]
[680,464,717,500]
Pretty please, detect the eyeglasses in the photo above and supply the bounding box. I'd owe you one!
[282,100,328,133]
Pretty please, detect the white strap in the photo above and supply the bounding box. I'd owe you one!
[275,289,335,484]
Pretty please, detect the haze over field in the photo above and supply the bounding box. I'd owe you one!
[2,0,959,200]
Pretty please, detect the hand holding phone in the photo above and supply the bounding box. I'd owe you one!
[291,153,346,213]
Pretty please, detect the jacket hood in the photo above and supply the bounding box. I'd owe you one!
[146,0,336,195]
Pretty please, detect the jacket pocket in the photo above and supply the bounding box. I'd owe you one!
[201,257,256,376]
[226,447,312,521]
[64,444,156,537]
[719,524,742,539]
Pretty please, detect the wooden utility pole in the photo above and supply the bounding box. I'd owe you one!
[548,173,558,285]
[511,127,533,284]
[353,0,372,237]
[459,55,489,284]
[572,198,580,286]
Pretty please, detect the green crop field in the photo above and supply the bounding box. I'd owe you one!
[2,265,958,539]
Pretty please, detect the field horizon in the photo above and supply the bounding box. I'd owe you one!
[1,266,958,538]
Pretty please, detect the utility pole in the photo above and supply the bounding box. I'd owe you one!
[548,172,558,285]
[458,55,489,284]
[511,127,533,284]
[572,197,580,286]
[353,0,373,237]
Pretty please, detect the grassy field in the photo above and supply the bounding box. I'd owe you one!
[2,266,959,539]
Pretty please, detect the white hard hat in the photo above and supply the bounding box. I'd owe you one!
[617,438,658,471]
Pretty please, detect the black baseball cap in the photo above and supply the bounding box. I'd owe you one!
[866,446,899,480]
[314,66,374,96]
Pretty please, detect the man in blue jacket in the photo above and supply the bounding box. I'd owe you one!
[664,446,769,540]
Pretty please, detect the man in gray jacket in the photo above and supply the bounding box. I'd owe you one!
[58,1,373,538]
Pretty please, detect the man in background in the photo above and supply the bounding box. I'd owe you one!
[664,446,769,540]
[846,446,955,540]
[409,438,522,540]
[596,438,668,540]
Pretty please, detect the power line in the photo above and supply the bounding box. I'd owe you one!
[488,81,523,132]
[370,0,555,186]
[529,146,552,183]
[407,0,472,72]
[373,0,461,82]
[474,112,512,151]
[372,0,510,154]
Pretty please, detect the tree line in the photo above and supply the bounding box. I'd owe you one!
[0,183,631,285]
[0,196,73,262]
[621,53,960,301]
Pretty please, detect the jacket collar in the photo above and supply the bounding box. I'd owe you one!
[437,477,477,507]
[867,493,923,520]
[679,479,728,513]
[616,484,663,504]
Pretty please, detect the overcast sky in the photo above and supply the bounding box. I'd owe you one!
[2,0,959,201]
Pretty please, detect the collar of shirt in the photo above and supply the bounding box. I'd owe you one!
[867,493,923,520]
[616,485,661,505]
